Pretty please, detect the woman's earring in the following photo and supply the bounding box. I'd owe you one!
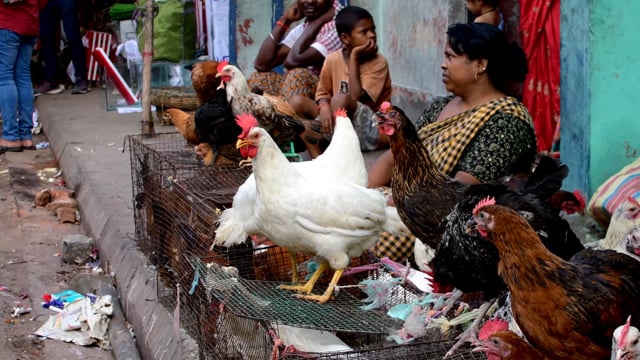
[474,71,478,82]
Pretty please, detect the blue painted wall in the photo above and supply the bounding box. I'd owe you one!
[561,0,640,196]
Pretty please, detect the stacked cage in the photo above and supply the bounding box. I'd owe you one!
[129,132,486,359]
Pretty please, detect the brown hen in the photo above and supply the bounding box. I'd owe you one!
[190,60,222,105]
[472,200,640,360]
[472,330,547,360]
[163,108,198,144]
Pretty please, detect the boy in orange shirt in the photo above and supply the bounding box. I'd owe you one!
[290,5,391,158]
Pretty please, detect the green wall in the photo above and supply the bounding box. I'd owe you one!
[589,0,640,191]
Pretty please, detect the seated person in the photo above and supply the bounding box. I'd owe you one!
[466,0,503,29]
[290,5,392,158]
[247,0,343,102]
[373,22,537,261]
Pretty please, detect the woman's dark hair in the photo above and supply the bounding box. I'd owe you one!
[446,23,527,92]
[335,6,373,36]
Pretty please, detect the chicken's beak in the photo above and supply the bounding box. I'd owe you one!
[470,339,489,353]
[615,348,630,360]
[236,138,249,149]
[215,71,222,78]
[465,218,477,234]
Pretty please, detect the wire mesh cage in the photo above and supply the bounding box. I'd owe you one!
[128,132,486,360]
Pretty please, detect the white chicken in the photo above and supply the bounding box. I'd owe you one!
[222,113,407,303]
[612,316,640,360]
[214,109,382,284]
[597,197,640,250]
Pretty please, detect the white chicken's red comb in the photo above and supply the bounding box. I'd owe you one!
[334,108,347,118]
[628,196,640,208]
[473,196,496,216]
[380,101,392,113]
[217,60,229,73]
[235,113,258,135]
[620,315,632,348]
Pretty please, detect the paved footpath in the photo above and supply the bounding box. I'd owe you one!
[38,90,198,360]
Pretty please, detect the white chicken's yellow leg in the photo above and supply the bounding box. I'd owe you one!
[295,269,344,304]
[286,250,299,284]
[279,261,328,295]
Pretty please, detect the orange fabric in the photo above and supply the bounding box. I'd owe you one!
[315,50,392,111]
[520,0,560,152]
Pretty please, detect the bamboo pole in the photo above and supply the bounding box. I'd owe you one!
[141,0,155,136]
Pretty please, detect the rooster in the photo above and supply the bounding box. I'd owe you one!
[163,108,198,144]
[471,199,640,360]
[214,109,372,283]
[215,61,309,148]
[190,60,221,105]
[472,330,547,360]
[612,316,640,360]
[219,113,406,303]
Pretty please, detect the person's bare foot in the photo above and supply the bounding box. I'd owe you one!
[21,140,35,150]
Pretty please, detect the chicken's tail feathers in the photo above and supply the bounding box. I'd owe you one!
[212,208,248,249]
[382,206,411,237]
[521,154,569,198]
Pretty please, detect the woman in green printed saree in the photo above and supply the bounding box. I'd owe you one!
[371,23,537,262]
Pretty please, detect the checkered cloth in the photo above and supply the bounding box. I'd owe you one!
[281,0,344,73]
[372,187,416,263]
[418,96,532,175]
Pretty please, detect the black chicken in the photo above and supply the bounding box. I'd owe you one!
[193,85,242,166]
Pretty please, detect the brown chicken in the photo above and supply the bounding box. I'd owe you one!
[375,102,467,250]
[190,60,222,105]
[472,199,640,360]
[163,108,198,144]
[472,330,547,360]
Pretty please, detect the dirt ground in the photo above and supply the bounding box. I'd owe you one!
[0,135,114,360]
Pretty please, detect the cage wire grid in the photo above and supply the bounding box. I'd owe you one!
[128,133,486,359]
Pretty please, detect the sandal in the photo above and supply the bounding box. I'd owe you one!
[0,145,23,154]
[21,141,36,150]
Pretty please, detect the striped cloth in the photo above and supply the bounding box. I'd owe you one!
[588,157,640,227]
[418,96,532,175]
[86,31,114,81]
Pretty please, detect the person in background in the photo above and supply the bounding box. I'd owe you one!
[290,5,391,158]
[36,0,88,95]
[0,0,47,153]
[369,22,535,190]
[371,22,536,261]
[247,0,343,102]
[466,0,503,29]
